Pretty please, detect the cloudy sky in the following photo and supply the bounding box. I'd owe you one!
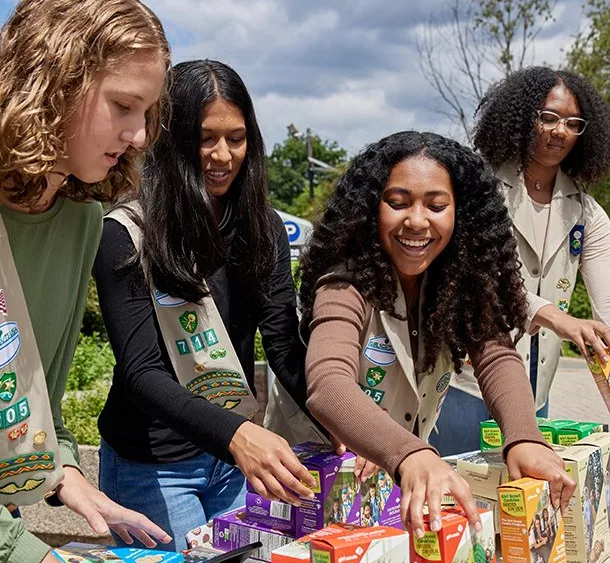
[0,0,588,154]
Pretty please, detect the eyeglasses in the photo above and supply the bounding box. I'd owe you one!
[536,110,588,135]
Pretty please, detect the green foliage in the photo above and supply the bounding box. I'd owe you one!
[254,329,266,362]
[81,278,107,340]
[283,172,340,222]
[62,381,110,446]
[474,0,555,75]
[567,0,610,103]
[66,333,115,392]
[268,132,346,208]
[562,275,593,356]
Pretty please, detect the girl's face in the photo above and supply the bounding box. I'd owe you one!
[200,98,247,197]
[378,156,455,286]
[58,49,166,184]
[531,83,581,170]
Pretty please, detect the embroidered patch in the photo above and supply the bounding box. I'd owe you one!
[569,224,584,256]
[7,423,27,441]
[179,311,198,334]
[0,322,20,370]
[0,290,6,316]
[556,278,571,292]
[175,339,190,355]
[435,372,452,394]
[0,478,45,495]
[558,299,569,313]
[0,451,54,481]
[209,347,228,360]
[366,367,386,387]
[152,288,186,307]
[221,399,242,410]
[203,329,219,346]
[0,372,16,403]
[194,362,207,374]
[186,371,243,391]
[190,333,205,352]
[358,384,386,405]
[363,336,396,366]
[0,397,30,429]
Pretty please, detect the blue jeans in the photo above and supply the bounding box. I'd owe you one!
[430,337,549,456]
[99,441,246,551]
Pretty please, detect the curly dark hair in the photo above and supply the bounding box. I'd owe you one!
[299,131,528,373]
[473,66,610,183]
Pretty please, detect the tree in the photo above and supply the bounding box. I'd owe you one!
[267,131,347,209]
[418,0,556,143]
[567,0,610,217]
[567,0,610,103]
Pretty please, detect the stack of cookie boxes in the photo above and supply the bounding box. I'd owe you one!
[212,442,405,562]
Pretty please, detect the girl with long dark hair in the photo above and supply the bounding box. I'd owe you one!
[94,60,316,551]
[433,67,610,455]
[299,130,575,538]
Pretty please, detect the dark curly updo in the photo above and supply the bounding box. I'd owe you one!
[473,67,610,183]
[299,131,528,374]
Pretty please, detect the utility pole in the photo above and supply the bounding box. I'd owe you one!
[306,128,314,199]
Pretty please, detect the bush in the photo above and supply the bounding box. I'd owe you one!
[81,278,108,340]
[62,382,110,446]
[254,330,266,362]
[66,332,115,392]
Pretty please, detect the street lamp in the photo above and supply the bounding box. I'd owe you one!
[285,124,338,200]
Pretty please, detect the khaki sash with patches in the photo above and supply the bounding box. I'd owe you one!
[0,214,64,506]
[108,206,259,418]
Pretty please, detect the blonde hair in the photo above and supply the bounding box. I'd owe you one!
[0,0,171,204]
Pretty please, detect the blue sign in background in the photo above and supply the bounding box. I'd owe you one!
[284,220,300,243]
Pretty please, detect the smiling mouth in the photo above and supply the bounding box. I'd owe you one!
[396,237,433,250]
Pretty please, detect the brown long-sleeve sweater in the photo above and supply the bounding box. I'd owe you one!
[305,283,549,478]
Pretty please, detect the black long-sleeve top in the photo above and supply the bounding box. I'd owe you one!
[94,211,308,463]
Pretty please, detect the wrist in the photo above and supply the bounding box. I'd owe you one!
[534,304,565,333]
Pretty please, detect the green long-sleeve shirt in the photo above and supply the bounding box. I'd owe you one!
[0,197,102,563]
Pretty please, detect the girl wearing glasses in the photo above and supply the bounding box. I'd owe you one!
[432,67,610,455]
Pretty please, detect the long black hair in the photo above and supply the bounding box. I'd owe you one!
[133,59,276,303]
[299,131,528,373]
[473,66,610,183]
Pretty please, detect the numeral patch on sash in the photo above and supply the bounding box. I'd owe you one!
[0,397,30,429]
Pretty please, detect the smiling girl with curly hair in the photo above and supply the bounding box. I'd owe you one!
[434,67,610,456]
[299,130,575,540]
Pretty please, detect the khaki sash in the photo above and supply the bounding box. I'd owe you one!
[108,206,259,418]
[0,214,64,506]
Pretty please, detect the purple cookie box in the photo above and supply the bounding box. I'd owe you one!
[292,442,359,538]
[213,507,295,562]
[360,471,402,529]
[245,492,295,532]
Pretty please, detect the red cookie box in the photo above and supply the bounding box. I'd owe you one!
[409,506,496,563]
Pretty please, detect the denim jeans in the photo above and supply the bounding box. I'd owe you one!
[429,336,549,456]
[99,440,246,551]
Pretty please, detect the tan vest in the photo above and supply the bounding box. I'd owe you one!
[108,206,259,418]
[265,276,453,443]
[0,214,64,506]
[452,163,588,409]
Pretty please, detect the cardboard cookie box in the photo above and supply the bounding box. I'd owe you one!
[498,478,566,563]
[213,507,295,562]
[561,432,610,563]
[271,524,348,563]
[409,506,495,563]
[292,441,360,537]
[361,469,401,529]
[246,492,296,533]
[310,524,409,563]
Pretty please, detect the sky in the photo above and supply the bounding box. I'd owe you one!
[0,0,589,155]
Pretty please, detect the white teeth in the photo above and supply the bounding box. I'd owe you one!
[398,238,430,248]
[207,171,229,177]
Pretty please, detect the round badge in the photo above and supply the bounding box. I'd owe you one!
[33,430,47,445]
